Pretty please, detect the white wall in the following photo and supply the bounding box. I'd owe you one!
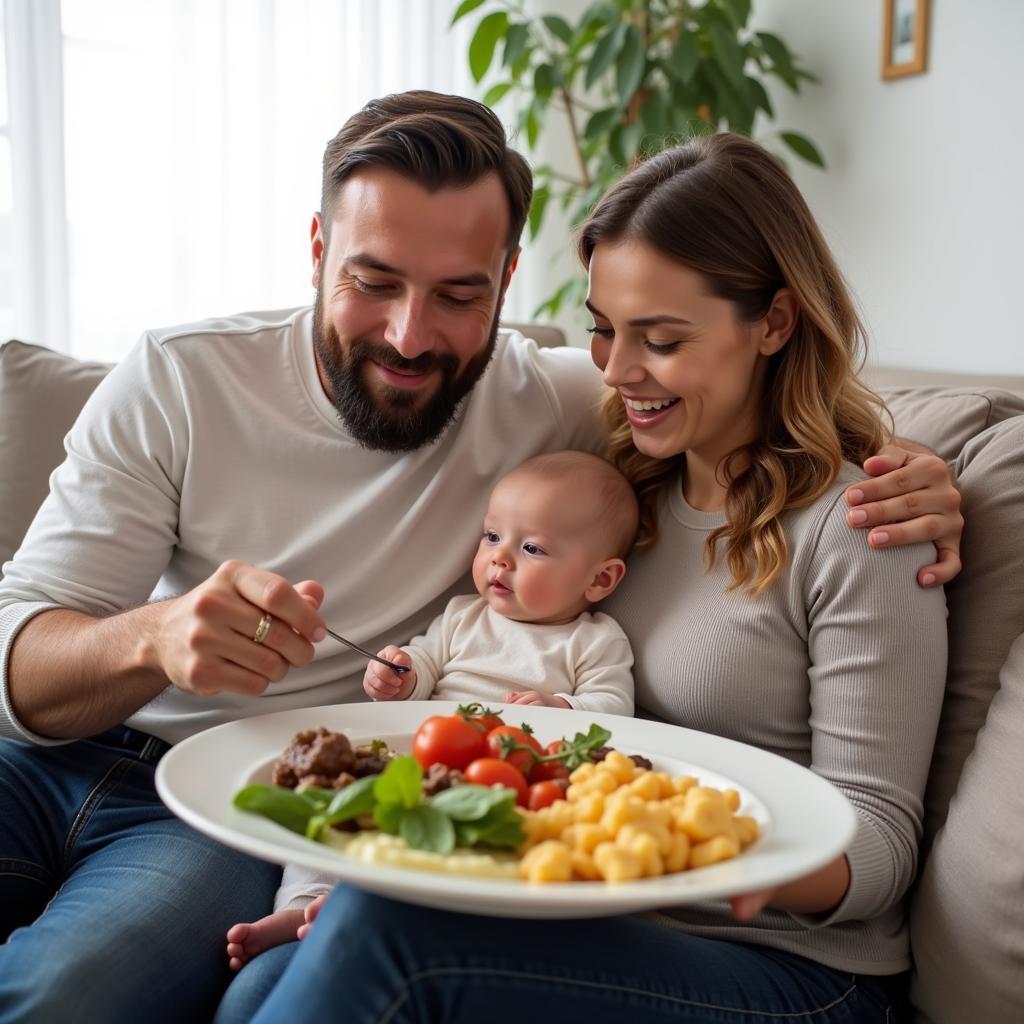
[753,0,1022,374]
[529,0,1023,375]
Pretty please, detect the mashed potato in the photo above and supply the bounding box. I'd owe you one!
[319,828,519,881]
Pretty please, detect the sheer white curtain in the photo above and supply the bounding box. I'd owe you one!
[6,0,573,361]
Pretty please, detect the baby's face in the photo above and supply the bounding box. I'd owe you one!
[471,472,610,625]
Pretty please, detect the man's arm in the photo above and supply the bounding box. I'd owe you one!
[845,440,964,587]
[8,562,326,739]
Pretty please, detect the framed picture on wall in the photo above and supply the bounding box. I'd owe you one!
[883,0,930,79]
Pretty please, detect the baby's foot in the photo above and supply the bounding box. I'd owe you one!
[225,909,306,971]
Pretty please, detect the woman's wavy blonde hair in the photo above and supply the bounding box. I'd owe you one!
[578,132,892,594]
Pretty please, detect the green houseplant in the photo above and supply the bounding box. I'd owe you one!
[451,0,824,318]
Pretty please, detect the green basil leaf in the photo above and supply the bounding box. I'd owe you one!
[399,805,457,855]
[430,783,509,821]
[374,801,406,835]
[233,784,321,835]
[372,755,422,810]
[324,775,379,822]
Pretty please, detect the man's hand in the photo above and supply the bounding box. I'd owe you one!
[846,441,964,587]
[363,646,415,701]
[147,559,327,697]
[504,690,571,708]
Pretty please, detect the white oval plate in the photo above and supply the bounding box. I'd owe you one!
[155,701,856,919]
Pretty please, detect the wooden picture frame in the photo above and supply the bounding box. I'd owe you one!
[883,0,930,80]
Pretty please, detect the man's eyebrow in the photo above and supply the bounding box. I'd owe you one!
[345,253,492,288]
[585,300,693,327]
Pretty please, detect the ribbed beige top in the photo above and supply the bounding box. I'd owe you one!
[601,464,948,974]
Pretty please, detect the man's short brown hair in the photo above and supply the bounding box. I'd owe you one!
[321,91,532,255]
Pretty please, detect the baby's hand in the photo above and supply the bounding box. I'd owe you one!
[363,647,416,701]
[296,893,328,941]
[505,690,571,709]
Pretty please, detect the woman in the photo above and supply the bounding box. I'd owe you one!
[249,133,947,1022]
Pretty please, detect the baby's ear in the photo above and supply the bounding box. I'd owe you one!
[584,558,627,604]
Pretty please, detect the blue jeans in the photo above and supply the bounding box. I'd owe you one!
[0,726,280,1024]
[252,886,899,1024]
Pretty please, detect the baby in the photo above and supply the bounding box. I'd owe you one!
[226,450,638,972]
[364,449,638,712]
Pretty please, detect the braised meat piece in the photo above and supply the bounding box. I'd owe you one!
[590,746,653,772]
[273,728,356,789]
[422,763,466,796]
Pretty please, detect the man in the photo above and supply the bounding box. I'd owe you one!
[0,91,960,1023]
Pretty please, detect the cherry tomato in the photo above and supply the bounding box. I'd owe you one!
[529,740,571,784]
[527,779,568,811]
[412,715,487,771]
[456,703,505,736]
[464,757,528,806]
[486,726,542,775]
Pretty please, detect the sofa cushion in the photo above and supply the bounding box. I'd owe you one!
[0,341,112,570]
[916,414,1024,851]
[878,385,1024,463]
[910,630,1024,1022]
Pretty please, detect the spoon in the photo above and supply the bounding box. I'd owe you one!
[324,628,411,673]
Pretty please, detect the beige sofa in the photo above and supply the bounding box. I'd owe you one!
[1,332,1022,1022]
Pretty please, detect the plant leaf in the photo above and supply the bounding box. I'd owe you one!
[615,24,645,106]
[719,0,752,31]
[469,10,510,83]
[756,30,798,90]
[584,105,620,141]
[451,0,486,27]
[780,130,825,168]
[709,18,747,93]
[585,22,626,89]
[399,804,456,854]
[667,30,699,84]
[541,14,574,45]
[482,81,512,107]
[503,22,530,68]
[528,184,551,239]
[534,62,555,101]
[745,75,773,118]
[430,783,511,821]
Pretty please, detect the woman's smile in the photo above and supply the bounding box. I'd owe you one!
[621,393,681,429]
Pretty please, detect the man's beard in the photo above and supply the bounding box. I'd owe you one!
[312,292,500,452]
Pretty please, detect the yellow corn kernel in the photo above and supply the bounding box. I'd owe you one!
[570,848,602,881]
[601,750,637,784]
[600,793,647,834]
[625,771,662,801]
[688,833,741,870]
[664,830,691,873]
[722,788,741,812]
[570,791,605,824]
[672,775,698,796]
[569,761,596,784]
[593,841,644,882]
[652,772,676,799]
[590,769,621,795]
[674,788,734,841]
[645,801,673,827]
[565,782,588,803]
[564,821,611,854]
[519,840,573,883]
[733,815,759,847]
[617,829,664,877]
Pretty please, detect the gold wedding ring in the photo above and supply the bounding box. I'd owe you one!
[252,612,273,645]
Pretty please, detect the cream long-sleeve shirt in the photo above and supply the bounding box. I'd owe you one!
[601,465,948,976]
[0,308,604,745]
[401,594,634,715]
